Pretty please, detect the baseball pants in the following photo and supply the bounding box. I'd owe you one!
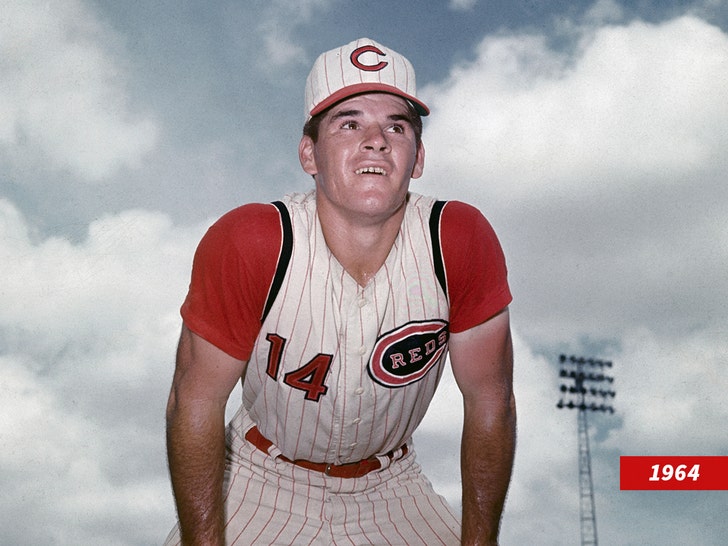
[164,418,460,545]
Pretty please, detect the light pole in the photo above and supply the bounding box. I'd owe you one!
[556,354,616,546]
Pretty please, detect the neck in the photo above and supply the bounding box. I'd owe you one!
[317,203,405,287]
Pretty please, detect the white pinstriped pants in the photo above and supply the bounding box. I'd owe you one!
[164,424,460,545]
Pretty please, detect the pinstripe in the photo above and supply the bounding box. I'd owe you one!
[409,482,446,542]
[389,46,398,89]
[231,475,270,543]
[369,485,409,545]
[362,486,389,544]
[337,45,345,88]
[323,50,332,96]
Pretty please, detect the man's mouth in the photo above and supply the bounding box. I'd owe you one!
[355,166,387,175]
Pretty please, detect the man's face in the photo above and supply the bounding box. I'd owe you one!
[299,93,425,224]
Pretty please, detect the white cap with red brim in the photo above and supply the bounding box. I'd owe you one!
[304,37,430,120]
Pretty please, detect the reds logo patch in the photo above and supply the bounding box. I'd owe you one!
[368,320,449,388]
[350,45,388,72]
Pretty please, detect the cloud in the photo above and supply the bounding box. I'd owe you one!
[0,0,158,181]
[423,15,728,201]
[609,326,728,456]
[1,353,171,545]
[0,198,206,544]
[583,0,625,24]
[418,15,728,341]
[449,0,478,12]
[252,0,339,69]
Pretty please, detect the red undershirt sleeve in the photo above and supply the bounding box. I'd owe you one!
[180,203,282,361]
[440,201,512,333]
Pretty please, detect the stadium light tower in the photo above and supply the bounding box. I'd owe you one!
[556,354,616,546]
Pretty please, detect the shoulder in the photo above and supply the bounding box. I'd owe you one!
[422,198,497,243]
[191,203,286,273]
[203,202,284,247]
[440,200,490,229]
[405,195,486,225]
[437,201,501,250]
[401,195,496,251]
[212,202,284,235]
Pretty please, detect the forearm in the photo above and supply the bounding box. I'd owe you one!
[460,393,516,545]
[166,396,228,546]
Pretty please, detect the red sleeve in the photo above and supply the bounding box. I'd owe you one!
[180,203,282,360]
[441,201,512,333]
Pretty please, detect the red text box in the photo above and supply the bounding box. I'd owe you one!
[620,456,728,490]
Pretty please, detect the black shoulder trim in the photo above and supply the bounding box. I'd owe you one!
[429,200,448,299]
[261,201,293,323]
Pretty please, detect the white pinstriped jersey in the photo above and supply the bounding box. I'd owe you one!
[237,191,449,464]
[169,187,510,545]
[182,188,510,469]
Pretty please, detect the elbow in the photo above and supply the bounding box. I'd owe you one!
[501,388,517,430]
[165,385,180,428]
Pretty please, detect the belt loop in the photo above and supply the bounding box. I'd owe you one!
[374,453,391,471]
[392,445,404,460]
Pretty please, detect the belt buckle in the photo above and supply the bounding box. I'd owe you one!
[324,463,333,476]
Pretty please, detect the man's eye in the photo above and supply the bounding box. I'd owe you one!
[341,121,359,130]
[387,124,405,134]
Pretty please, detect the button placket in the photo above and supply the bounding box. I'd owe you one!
[335,284,376,460]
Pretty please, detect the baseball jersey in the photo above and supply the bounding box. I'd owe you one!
[181,191,511,465]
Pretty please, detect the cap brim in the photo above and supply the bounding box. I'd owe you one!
[309,83,430,117]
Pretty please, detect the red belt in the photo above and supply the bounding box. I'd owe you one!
[244,426,408,479]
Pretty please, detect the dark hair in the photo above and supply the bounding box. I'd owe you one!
[303,96,423,145]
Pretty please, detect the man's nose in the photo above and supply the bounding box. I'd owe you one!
[361,125,390,152]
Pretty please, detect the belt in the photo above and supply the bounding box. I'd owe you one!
[244,426,408,479]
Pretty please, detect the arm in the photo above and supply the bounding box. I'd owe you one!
[166,325,248,546]
[448,308,516,546]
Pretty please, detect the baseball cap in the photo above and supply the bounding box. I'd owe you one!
[304,37,430,120]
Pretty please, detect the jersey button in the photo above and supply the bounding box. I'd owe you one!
[352,417,362,424]
[358,345,367,355]
[358,297,368,308]
[354,387,364,395]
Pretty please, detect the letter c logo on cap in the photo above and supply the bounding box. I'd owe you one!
[350,45,388,72]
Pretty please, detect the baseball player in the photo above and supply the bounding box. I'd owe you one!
[165,38,515,545]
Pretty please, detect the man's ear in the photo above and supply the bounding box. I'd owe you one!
[411,141,425,179]
[299,135,318,176]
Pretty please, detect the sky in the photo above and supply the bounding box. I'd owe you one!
[1,0,727,544]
